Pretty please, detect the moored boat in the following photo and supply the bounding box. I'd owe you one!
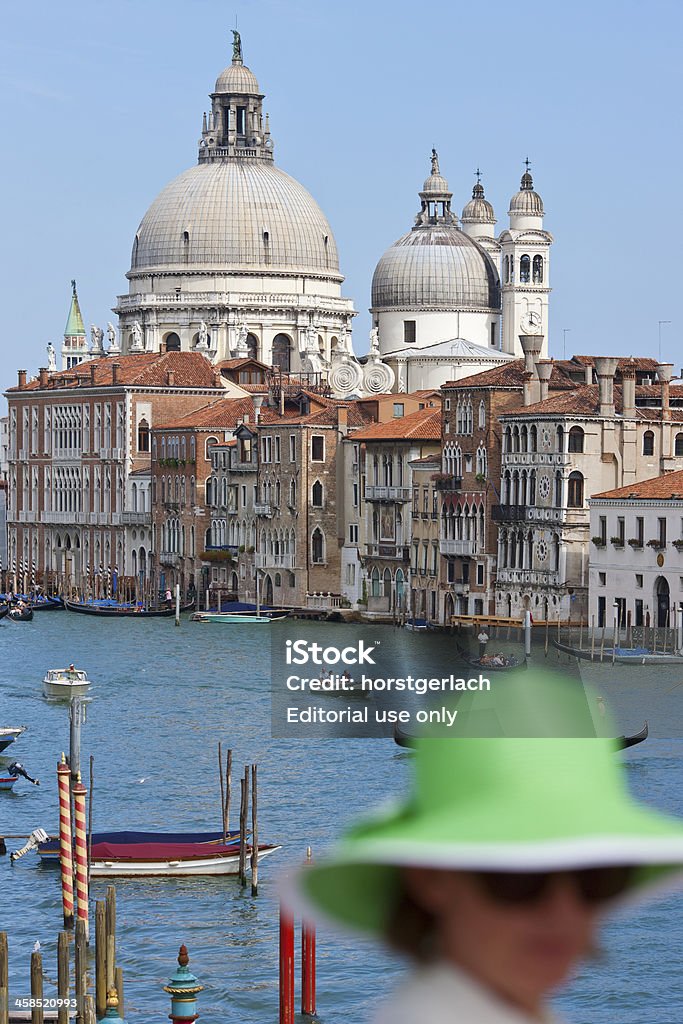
[0,726,26,753]
[191,611,281,624]
[42,666,92,700]
[37,830,280,876]
[64,598,194,618]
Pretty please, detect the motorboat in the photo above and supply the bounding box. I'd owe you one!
[42,667,92,700]
[191,611,280,624]
[0,726,26,753]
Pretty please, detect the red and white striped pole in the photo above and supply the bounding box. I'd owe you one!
[72,773,89,941]
[301,848,316,1017]
[56,756,74,929]
[279,897,295,1024]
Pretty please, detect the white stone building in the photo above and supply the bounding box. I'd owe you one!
[371,153,553,392]
[112,35,393,399]
[589,469,683,630]
[494,356,683,621]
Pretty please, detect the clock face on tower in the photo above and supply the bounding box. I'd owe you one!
[520,311,542,335]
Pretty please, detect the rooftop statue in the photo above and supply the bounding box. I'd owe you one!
[431,148,440,175]
[232,29,242,62]
[46,342,56,372]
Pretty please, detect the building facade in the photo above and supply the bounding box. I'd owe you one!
[589,469,683,630]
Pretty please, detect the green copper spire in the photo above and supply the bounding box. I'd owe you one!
[64,279,86,337]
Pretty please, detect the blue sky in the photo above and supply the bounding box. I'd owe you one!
[1,0,681,391]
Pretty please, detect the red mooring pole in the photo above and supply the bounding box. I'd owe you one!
[301,847,316,1016]
[279,898,295,1024]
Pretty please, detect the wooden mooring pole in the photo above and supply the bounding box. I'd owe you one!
[74,919,87,1024]
[250,763,258,897]
[95,902,107,1019]
[0,933,8,1024]
[56,932,69,1024]
[30,951,43,1024]
[105,887,116,995]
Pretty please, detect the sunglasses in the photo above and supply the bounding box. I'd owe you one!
[473,866,634,906]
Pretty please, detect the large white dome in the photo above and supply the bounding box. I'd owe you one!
[130,160,341,280]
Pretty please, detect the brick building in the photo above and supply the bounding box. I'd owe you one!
[5,352,232,595]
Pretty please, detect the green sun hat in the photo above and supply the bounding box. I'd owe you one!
[291,670,683,936]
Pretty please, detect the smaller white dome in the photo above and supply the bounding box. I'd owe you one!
[509,169,544,217]
[462,182,495,225]
[214,62,260,95]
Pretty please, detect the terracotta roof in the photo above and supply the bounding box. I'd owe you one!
[158,397,281,430]
[570,355,660,370]
[9,352,222,392]
[502,384,683,420]
[409,454,441,466]
[351,408,442,442]
[592,470,683,501]
[442,360,574,392]
[216,358,268,371]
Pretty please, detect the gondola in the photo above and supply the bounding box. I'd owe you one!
[455,642,525,672]
[8,607,33,622]
[617,721,648,750]
[29,596,64,611]
[394,721,650,751]
[0,606,9,621]
[64,599,195,618]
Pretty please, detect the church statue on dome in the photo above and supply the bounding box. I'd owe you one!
[46,342,56,372]
[232,30,242,62]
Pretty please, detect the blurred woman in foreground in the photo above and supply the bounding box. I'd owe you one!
[290,674,683,1022]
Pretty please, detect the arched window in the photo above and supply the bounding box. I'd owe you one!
[205,436,219,461]
[567,471,584,508]
[371,566,380,598]
[311,480,323,507]
[246,333,258,361]
[529,425,537,453]
[532,255,543,283]
[311,528,325,564]
[270,335,290,372]
[568,426,584,453]
[478,401,486,429]
[675,433,683,457]
[643,431,655,456]
[556,425,564,453]
[164,332,181,352]
[504,256,509,283]
[137,418,150,452]
[520,255,531,284]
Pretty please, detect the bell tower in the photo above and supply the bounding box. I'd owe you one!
[499,162,552,358]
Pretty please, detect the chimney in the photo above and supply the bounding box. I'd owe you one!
[166,369,175,387]
[252,394,264,424]
[621,364,636,418]
[39,367,48,388]
[594,356,619,417]
[522,371,535,407]
[584,362,593,385]
[112,363,120,385]
[657,362,674,421]
[337,405,348,432]
[90,363,97,385]
[17,369,26,388]
[519,335,543,376]
[213,368,222,387]
[536,360,553,403]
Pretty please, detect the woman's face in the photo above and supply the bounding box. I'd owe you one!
[403,868,599,1015]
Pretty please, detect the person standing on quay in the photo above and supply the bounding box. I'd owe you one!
[290,672,683,1023]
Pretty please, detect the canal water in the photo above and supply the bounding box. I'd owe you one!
[2,613,683,1022]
